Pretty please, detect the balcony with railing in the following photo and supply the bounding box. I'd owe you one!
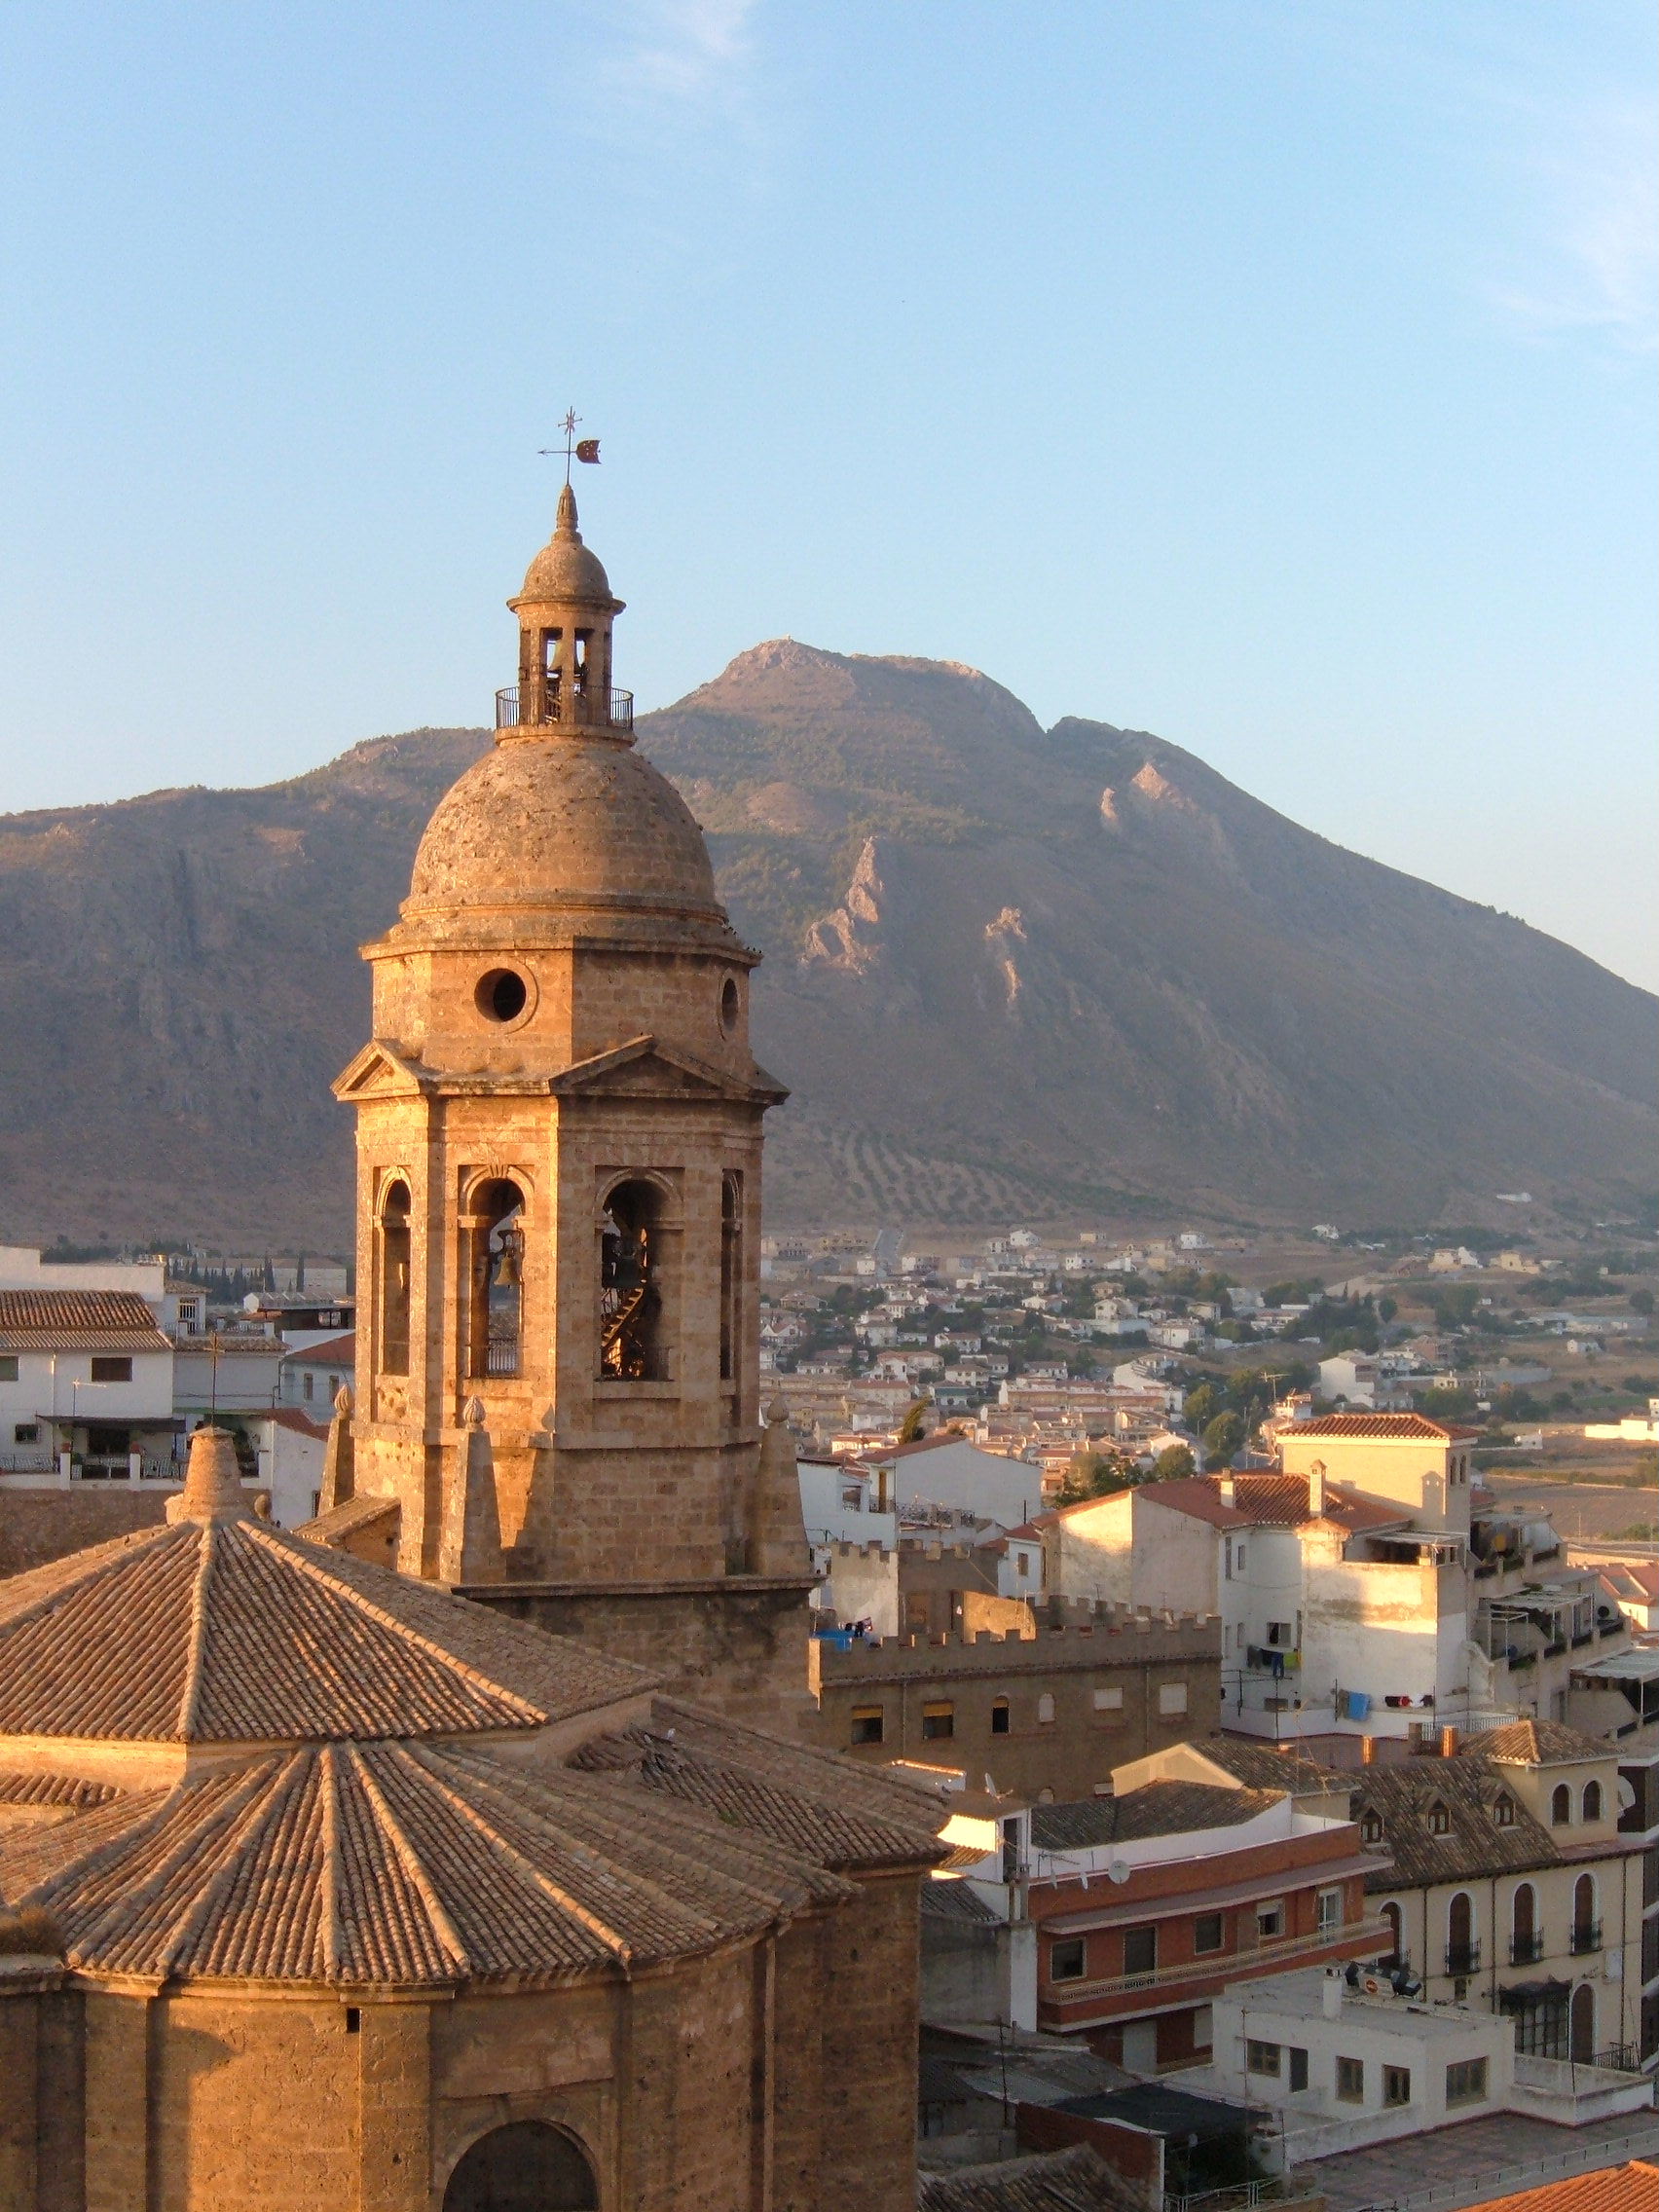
[495,683,634,734]
[1509,1930,1546,1965]
[1569,1919,1602,1956]
[1445,1939,1482,1974]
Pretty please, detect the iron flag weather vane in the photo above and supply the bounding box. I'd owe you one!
[539,408,602,484]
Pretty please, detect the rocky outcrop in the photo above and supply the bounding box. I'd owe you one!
[0,653,1652,1244]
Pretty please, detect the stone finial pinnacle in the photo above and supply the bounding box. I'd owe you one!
[169,1424,249,1524]
[555,481,580,536]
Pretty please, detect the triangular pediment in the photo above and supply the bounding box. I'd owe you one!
[551,1034,788,1107]
[332,1041,430,1101]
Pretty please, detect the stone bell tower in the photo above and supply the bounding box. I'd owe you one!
[331,485,812,1711]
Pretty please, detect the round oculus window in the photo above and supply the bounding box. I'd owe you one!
[475,968,530,1024]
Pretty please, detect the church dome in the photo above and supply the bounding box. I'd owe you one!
[515,482,617,607]
[407,732,722,920]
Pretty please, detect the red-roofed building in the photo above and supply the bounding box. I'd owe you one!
[1039,1428,1632,1760]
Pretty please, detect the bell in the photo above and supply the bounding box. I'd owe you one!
[495,1221,524,1289]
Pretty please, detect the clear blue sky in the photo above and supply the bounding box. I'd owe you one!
[2,2,1654,985]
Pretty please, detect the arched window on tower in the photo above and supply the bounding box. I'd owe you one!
[719,1172,743,1385]
[465,1179,525,1380]
[599,1180,664,1380]
[378,1180,412,1377]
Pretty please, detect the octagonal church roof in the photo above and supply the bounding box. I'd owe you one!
[0,1428,943,1991]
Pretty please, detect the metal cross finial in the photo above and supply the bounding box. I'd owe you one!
[537,409,601,484]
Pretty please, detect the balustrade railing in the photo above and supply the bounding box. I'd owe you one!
[495,684,634,732]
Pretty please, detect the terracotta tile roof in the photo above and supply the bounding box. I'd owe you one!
[284,1333,355,1367]
[1599,1562,1659,1603]
[268,1408,328,1439]
[1289,1413,1478,1441]
[0,1769,121,1811]
[1186,1473,1408,1531]
[918,2144,1129,2210]
[1462,2162,1659,2212]
[1188,1735,1344,1796]
[571,1697,948,1872]
[1033,1781,1283,1853]
[1349,1754,1563,1887]
[1465,1718,1615,1768]
[0,1517,655,1743]
[0,1739,856,1987]
[0,1290,170,1353]
[298,1493,400,1544]
[1134,1479,1251,1530]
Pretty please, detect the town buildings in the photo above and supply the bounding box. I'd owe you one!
[1352,1720,1649,2065]
[814,1602,1221,1802]
[928,1736,1386,2071]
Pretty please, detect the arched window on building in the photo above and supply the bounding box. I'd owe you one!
[378,1179,412,1377]
[1581,1779,1603,1823]
[1446,1891,1477,1976]
[465,1179,525,1381]
[1572,1872,1599,1956]
[1510,1882,1539,1965]
[444,2120,597,2211]
[719,1172,742,1385]
[599,1179,665,1380]
[1380,1900,1403,1970]
[1551,1783,1571,1826]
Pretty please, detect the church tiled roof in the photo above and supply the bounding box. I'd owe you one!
[0,1513,655,1743]
[0,1739,858,1987]
[571,1698,949,1873]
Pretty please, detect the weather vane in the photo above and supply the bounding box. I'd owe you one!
[538,408,602,485]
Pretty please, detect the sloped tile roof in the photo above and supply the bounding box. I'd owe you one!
[1349,1755,1561,1887]
[0,1290,170,1353]
[1466,1718,1615,1768]
[0,1739,857,1987]
[1290,1413,1478,1440]
[1135,1479,1251,1530]
[0,1517,653,1743]
[1185,1735,1345,1796]
[283,1333,355,1367]
[571,1697,947,1872]
[0,1769,121,1810]
[1463,2163,1659,2212]
[918,2144,1130,2210]
[1033,1780,1283,1852]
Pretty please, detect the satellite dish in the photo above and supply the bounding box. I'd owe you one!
[1107,1859,1132,1885]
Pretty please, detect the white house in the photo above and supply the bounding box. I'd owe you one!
[279,1333,356,1410]
[0,1290,178,1483]
[1176,1965,1649,2165]
[859,1434,1048,1531]
[796,1456,898,1555]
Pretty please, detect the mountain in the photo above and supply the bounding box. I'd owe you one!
[0,644,1652,1248]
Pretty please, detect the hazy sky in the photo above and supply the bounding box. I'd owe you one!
[2,2,1654,986]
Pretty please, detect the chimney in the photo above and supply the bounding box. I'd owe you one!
[1440,1724,1460,1758]
[1309,1458,1327,1519]
[1361,1734,1379,1766]
[1217,1475,1235,1505]
[1321,1971,1344,2019]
